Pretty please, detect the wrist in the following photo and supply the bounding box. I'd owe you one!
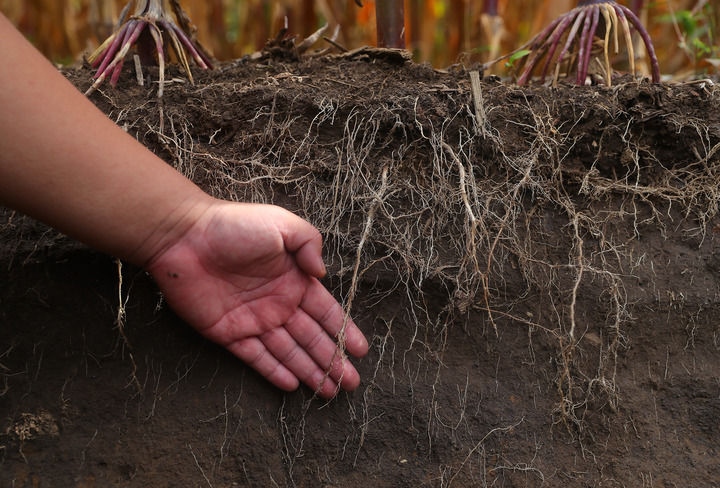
[126,190,215,268]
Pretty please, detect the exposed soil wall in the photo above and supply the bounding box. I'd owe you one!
[2,53,720,486]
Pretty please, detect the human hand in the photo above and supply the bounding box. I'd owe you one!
[145,201,368,399]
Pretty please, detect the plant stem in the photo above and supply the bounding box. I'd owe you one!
[483,0,498,16]
[376,0,405,48]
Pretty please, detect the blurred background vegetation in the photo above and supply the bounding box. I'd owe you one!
[1,0,717,77]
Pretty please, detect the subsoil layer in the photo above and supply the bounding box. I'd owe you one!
[1,50,720,487]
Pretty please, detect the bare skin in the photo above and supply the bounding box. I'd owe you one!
[0,14,368,399]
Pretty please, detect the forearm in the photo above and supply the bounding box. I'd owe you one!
[0,14,211,265]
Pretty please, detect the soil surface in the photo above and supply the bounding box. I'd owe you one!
[2,49,720,487]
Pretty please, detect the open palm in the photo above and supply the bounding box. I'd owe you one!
[146,202,368,399]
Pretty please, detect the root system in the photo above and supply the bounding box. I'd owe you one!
[1,55,719,486]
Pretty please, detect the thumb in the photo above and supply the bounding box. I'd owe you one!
[279,211,327,278]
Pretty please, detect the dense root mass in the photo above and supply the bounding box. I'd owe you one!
[2,56,720,486]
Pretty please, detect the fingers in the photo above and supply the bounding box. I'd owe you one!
[228,299,364,399]
[229,325,348,399]
[301,278,369,358]
[263,322,351,398]
[283,308,361,392]
[228,337,301,392]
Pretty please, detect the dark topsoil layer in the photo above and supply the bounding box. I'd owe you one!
[1,50,720,487]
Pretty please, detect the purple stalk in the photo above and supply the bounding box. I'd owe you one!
[516,14,570,85]
[614,4,660,82]
[145,24,165,94]
[577,5,600,84]
[163,21,213,69]
[538,14,576,82]
[152,26,165,67]
[575,8,592,84]
[577,0,609,5]
[553,10,586,78]
[110,56,125,85]
[93,19,136,71]
[95,20,144,80]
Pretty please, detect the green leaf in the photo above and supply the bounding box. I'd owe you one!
[505,49,531,68]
